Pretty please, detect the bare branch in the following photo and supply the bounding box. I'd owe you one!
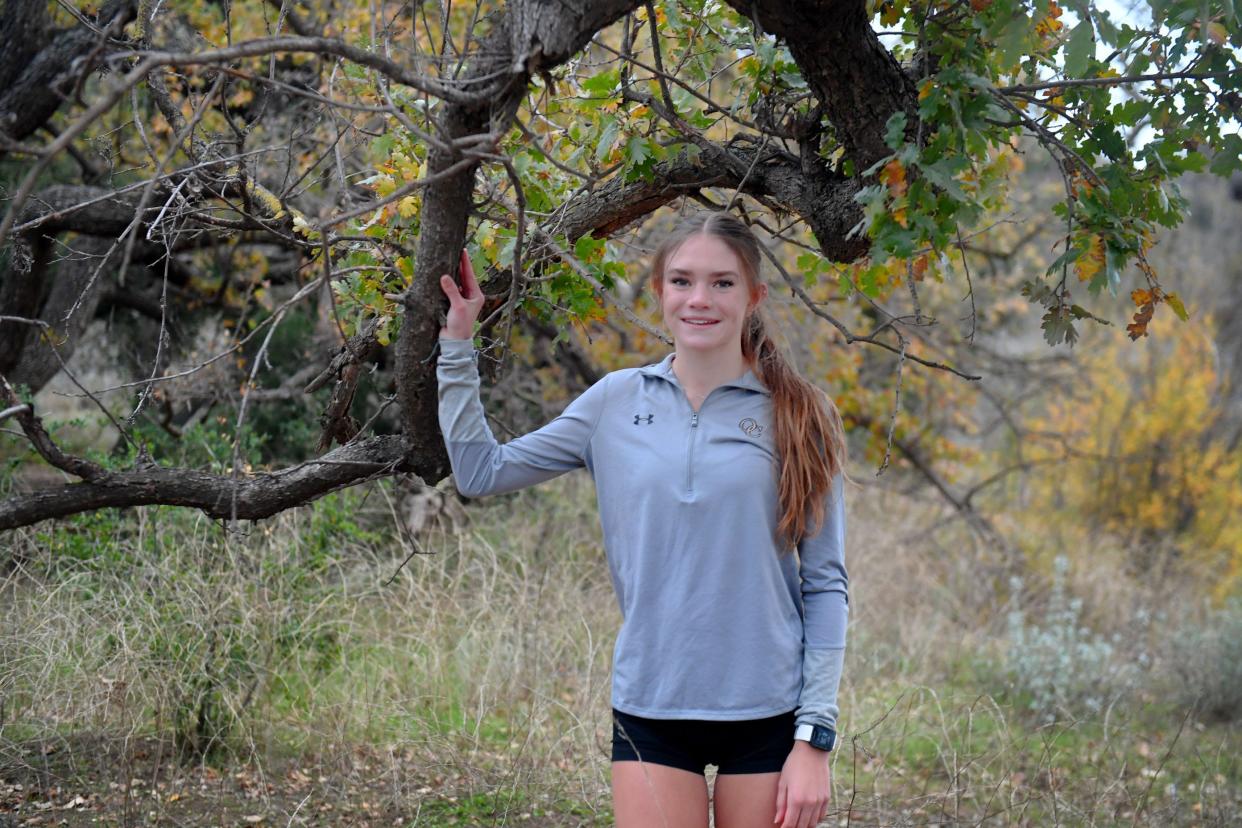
[1000,69,1242,94]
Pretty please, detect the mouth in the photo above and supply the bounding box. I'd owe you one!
[680,318,719,326]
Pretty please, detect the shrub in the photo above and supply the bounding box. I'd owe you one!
[1002,555,1147,721]
[1166,599,1242,722]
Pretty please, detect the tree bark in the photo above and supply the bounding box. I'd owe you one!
[0,435,413,530]
[395,0,645,483]
[0,0,138,143]
[724,0,918,169]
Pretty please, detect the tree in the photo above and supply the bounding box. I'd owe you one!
[1,0,1239,531]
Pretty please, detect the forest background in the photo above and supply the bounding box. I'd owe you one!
[1,0,1241,824]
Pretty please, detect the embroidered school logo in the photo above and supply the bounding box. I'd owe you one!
[633,413,654,425]
[738,417,763,437]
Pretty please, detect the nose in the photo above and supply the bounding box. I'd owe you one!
[688,282,711,307]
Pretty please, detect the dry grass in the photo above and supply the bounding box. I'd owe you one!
[2,470,1240,825]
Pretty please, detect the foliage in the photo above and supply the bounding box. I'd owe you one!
[1,0,1240,527]
[1021,317,1242,599]
[856,0,1237,345]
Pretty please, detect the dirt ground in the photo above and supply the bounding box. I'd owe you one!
[0,735,607,827]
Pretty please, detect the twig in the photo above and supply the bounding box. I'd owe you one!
[1000,69,1242,94]
[957,228,977,345]
[0,404,32,424]
[876,337,907,476]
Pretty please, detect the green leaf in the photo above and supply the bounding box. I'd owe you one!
[1089,123,1127,161]
[1064,19,1095,77]
[574,234,604,262]
[581,68,620,97]
[996,14,1031,71]
[1041,309,1079,347]
[595,116,620,163]
[1209,134,1242,176]
[884,111,909,151]
[624,136,651,165]
[917,158,967,200]
[1093,10,1119,44]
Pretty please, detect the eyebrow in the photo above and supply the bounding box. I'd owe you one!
[666,267,740,277]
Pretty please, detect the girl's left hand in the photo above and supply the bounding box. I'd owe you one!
[774,741,832,828]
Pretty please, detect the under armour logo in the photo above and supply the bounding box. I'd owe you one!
[739,417,763,437]
[633,413,654,425]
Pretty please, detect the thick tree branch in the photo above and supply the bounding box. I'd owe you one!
[0,435,414,531]
[0,0,137,143]
[722,0,917,169]
[395,0,645,482]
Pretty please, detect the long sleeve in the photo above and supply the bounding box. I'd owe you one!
[436,338,609,497]
[794,473,849,731]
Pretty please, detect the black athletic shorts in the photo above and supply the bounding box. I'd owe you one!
[611,708,795,775]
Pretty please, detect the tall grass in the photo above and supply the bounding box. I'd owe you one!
[2,470,1240,825]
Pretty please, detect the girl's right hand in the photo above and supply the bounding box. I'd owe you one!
[439,249,485,340]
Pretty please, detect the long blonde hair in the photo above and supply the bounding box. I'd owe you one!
[650,212,848,548]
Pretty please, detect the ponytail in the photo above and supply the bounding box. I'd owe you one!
[743,312,847,548]
[651,211,848,548]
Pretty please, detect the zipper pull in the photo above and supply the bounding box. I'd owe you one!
[691,412,699,428]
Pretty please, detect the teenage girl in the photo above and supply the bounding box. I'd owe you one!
[437,211,849,828]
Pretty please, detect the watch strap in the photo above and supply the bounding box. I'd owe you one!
[793,723,836,752]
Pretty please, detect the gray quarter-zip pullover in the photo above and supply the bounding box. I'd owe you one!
[437,339,847,730]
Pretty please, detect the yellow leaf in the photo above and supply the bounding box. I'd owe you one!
[1075,235,1105,282]
[1130,287,1154,306]
[1165,292,1189,321]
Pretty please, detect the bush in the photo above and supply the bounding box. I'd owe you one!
[1002,555,1147,721]
[1166,599,1242,722]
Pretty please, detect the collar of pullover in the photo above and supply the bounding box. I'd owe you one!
[638,353,770,396]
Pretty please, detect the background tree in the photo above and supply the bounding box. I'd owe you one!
[1,0,1239,531]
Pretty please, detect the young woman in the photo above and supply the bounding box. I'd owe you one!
[437,211,849,828]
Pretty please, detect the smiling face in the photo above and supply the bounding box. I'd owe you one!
[654,233,767,358]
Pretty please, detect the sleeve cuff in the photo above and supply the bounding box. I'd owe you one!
[795,647,845,731]
[437,338,477,365]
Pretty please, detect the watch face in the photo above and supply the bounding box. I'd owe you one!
[811,726,836,751]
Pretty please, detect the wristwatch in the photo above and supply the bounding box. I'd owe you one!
[794,723,836,752]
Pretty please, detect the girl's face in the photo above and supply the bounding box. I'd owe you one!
[656,233,766,358]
